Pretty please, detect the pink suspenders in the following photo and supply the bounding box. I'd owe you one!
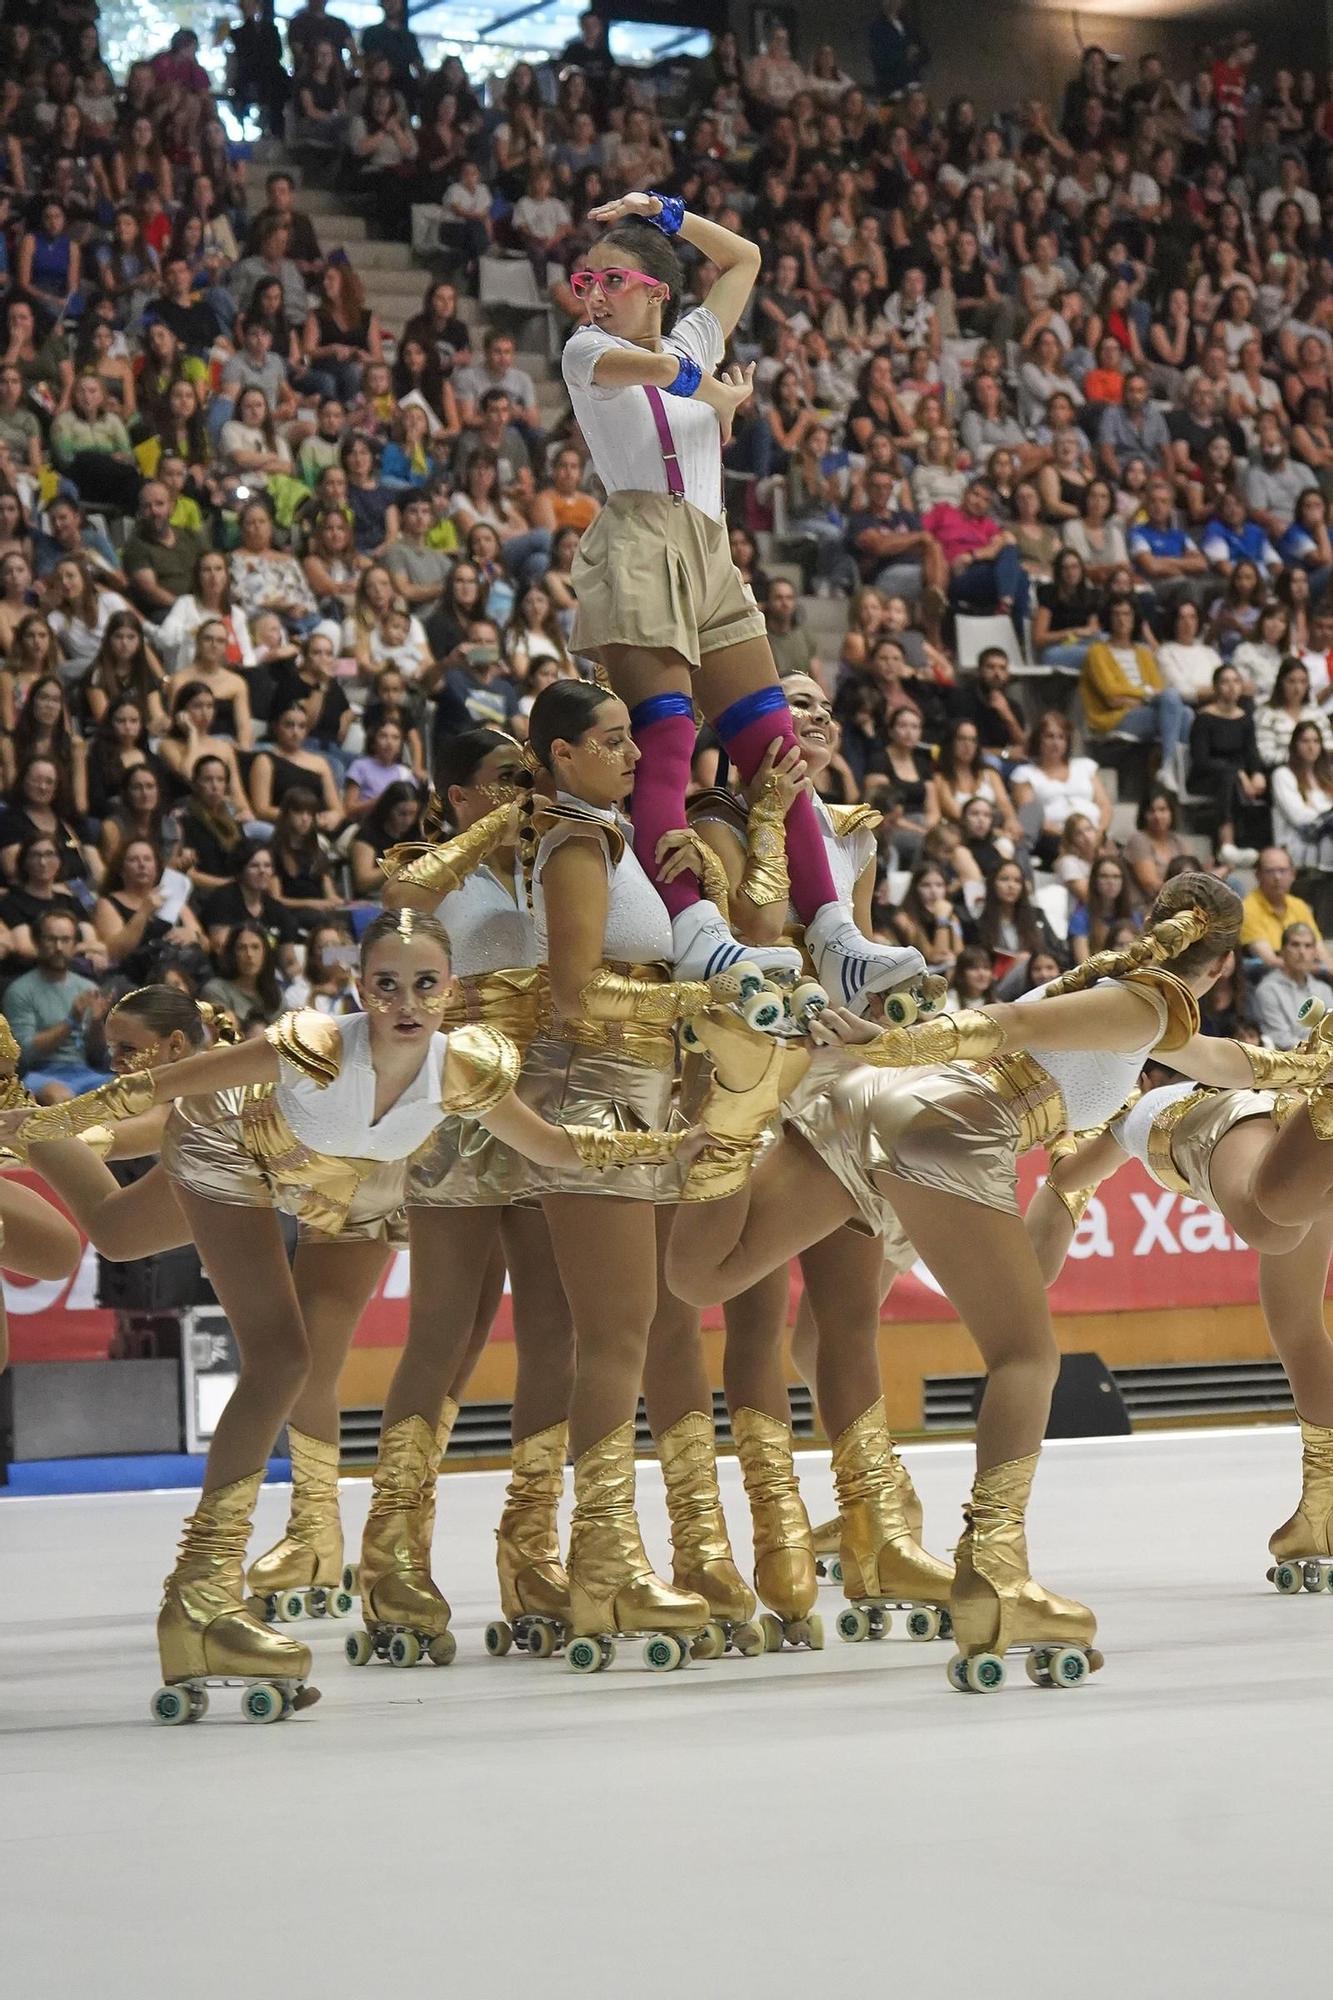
[642,384,685,501]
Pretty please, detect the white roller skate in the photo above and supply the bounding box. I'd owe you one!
[671,900,803,986]
[805,905,926,1016]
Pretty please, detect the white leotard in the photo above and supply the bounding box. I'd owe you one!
[1112,1081,1197,1171]
[1015,978,1169,1131]
[273,1012,449,1160]
[561,306,727,521]
[531,795,673,966]
[435,865,537,979]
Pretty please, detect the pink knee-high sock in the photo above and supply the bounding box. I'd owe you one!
[714,688,839,922]
[628,696,699,920]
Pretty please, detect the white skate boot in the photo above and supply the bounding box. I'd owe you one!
[806,904,926,1014]
[671,900,803,983]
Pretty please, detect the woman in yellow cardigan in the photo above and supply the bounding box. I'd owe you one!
[1079,594,1192,793]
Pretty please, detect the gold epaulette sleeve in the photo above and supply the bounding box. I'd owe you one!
[264,1011,343,1087]
[534,801,626,867]
[824,804,884,840]
[381,800,516,897]
[441,1023,522,1117]
[1123,967,1199,1052]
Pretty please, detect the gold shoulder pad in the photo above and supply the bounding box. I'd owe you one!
[1124,967,1200,1053]
[686,786,749,834]
[534,801,626,868]
[824,804,884,840]
[442,1023,521,1117]
[0,1012,19,1073]
[265,1010,343,1087]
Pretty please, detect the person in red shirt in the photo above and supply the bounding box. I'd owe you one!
[924,478,1031,640]
[1211,33,1256,129]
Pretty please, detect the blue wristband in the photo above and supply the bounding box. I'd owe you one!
[647,193,685,237]
[663,353,702,398]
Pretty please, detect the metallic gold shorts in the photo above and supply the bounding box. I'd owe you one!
[515,1036,680,1202]
[1157,1087,1275,1209]
[162,1094,409,1247]
[786,1061,1024,1232]
[406,1113,539,1209]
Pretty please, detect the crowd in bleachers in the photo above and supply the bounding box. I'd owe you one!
[1,3,1333,1097]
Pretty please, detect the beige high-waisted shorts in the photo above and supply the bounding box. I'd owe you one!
[571,492,766,668]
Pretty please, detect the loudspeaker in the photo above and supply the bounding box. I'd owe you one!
[1046,1352,1130,1439]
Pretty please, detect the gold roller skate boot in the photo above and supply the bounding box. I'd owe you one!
[657,1410,758,1659]
[418,1396,460,1571]
[833,1398,955,1648]
[732,1407,821,1652]
[246,1428,354,1623]
[812,1515,843,1582]
[680,1021,810,1203]
[150,1471,319,1726]
[485,1421,571,1660]
[347,1415,457,1669]
[947,1452,1102,1693]
[564,1422,710,1675]
[1268,1418,1333,1593]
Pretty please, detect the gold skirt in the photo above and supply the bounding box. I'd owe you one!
[162,1092,409,1246]
[1160,1087,1275,1209]
[786,1062,1024,1233]
[515,1036,680,1202]
[571,492,766,670]
[406,1114,538,1209]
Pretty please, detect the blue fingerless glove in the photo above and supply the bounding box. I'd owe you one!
[663,353,702,398]
[647,193,685,237]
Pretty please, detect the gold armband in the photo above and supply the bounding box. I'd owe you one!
[1048,1181,1095,1229]
[578,967,711,1027]
[693,838,733,919]
[381,801,516,897]
[1238,1041,1333,1090]
[265,1010,342,1087]
[441,1023,521,1117]
[860,1009,1004,1068]
[738,776,790,910]
[565,1126,684,1169]
[18,1072,157,1144]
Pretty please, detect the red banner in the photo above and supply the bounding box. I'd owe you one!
[3,1153,1308,1365]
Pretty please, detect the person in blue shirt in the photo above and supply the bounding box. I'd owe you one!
[4,909,113,1103]
[1127,475,1211,626]
[1277,488,1333,604]
[1200,488,1282,582]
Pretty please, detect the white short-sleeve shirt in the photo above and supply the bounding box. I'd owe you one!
[561,305,727,521]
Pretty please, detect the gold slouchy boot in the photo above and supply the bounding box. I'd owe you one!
[815,1449,925,1582]
[1268,1419,1333,1590]
[657,1410,757,1657]
[418,1396,460,1572]
[348,1416,457,1669]
[564,1422,710,1674]
[833,1399,954,1646]
[246,1429,354,1621]
[680,1017,811,1203]
[732,1406,822,1651]
[948,1452,1102,1692]
[486,1421,571,1659]
[151,1472,319,1726]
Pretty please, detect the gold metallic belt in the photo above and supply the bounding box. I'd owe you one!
[238,1090,375,1235]
[973,1050,1067,1153]
[1144,1089,1202,1196]
[551,960,675,1068]
[439,966,545,1047]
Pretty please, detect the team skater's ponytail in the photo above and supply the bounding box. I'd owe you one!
[597,219,685,334]
[197,1003,242,1046]
[517,681,619,909]
[110,984,215,1052]
[1042,870,1242,997]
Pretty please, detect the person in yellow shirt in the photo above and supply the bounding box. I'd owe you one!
[1080,594,1192,792]
[1240,847,1332,973]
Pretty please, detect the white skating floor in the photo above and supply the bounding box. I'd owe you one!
[1,1425,1326,1997]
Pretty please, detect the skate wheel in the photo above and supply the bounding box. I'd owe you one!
[427,1631,457,1667]
[690,1622,726,1661]
[330,1589,354,1618]
[804,1613,825,1651]
[837,1606,871,1644]
[307,1589,329,1619]
[567,1636,604,1674]
[758,1613,784,1654]
[345,1630,374,1666]
[150,1685,195,1726]
[741,985,785,1033]
[947,1654,969,1692]
[485,1620,513,1657]
[883,991,918,1027]
[1304,1561,1325,1592]
[1323,1569,1333,1594]
[525,1622,557,1659]
[732,962,765,1001]
[241,1682,285,1723]
[786,979,827,1028]
[867,1607,890,1641]
[828,1557,843,1586]
[905,1606,941,1642]
[1025,1652,1052,1687]
[1046,1646,1089,1688]
[190,1687,210,1720]
[643,1633,684,1672]
[917,976,948,1016]
[938,1608,953,1641]
[734,1622,764,1659]
[679,1019,704,1051]
[388,1631,421,1668]
[964,1653,1006,1693]
[342,1564,357,1594]
[276,1592,305,1623]
[1273,1562,1304,1595]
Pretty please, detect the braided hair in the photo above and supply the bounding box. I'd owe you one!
[1042,870,1241,996]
